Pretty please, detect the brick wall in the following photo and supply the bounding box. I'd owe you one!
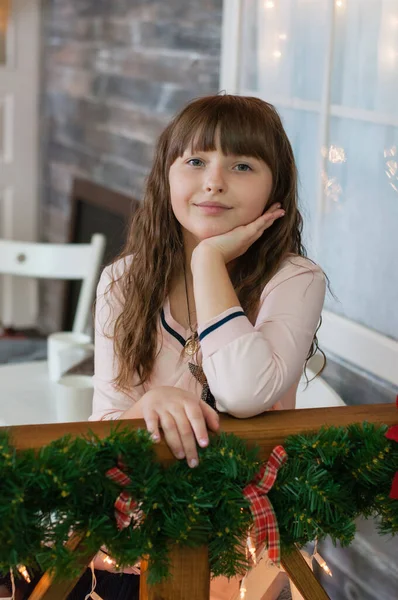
[39,0,222,330]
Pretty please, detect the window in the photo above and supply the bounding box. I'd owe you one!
[221,0,398,344]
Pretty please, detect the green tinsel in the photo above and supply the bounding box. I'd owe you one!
[0,422,397,584]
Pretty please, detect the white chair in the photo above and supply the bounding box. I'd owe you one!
[0,234,106,333]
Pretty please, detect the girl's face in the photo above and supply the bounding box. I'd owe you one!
[169,141,273,245]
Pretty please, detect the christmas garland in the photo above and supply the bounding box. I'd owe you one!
[0,419,397,585]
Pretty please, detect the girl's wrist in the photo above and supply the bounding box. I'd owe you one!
[191,242,224,273]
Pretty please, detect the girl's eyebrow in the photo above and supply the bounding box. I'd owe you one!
[229,154,261,162]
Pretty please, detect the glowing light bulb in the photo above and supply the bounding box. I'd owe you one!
[328,145,346,163]
[314,552,333,577]
[265,0,275,8]
[17,565,31,583]
[336,0,344,7]
[247,536,257,565]
[272,50,282,58]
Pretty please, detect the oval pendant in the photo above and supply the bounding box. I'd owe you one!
[184,335,199,357]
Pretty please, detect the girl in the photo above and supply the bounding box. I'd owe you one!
[86,94,326,600]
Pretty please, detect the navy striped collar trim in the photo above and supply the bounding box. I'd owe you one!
[198,310,245,341]
[160,308,186,348]
[161,307,246,346]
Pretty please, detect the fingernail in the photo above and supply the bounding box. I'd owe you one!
[280,211,285,216]
[190,458,198,468]
[176,451,185,459]
[151,433,160,442]
[199,438,208,447]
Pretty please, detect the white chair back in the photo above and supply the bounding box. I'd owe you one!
[0,234,106,333]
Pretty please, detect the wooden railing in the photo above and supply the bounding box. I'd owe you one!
[4,402,397,600]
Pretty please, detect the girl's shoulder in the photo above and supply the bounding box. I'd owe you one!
[102,255,134,281]
[260,254,325,298]
[97,255,134,303]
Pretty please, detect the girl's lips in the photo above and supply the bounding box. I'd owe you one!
[194,204,231,215]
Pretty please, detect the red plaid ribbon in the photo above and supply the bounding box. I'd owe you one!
[385,396,398,500]
[243,445,287,565]
[105,458,138,530]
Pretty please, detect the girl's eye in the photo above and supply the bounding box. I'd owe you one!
[187,158,204,167]
[234,163,252,172]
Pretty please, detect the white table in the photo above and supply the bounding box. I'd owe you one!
[0,360,58,425]
[0,360,345,427]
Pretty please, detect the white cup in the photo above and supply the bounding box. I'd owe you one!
[48,332,94,382]
[54,375,93,422]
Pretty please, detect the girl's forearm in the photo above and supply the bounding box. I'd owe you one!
[191,245,240,325]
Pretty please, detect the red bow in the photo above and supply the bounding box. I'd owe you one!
[385,396,398,500]
[106,458,139,530]
[243,445,287,565]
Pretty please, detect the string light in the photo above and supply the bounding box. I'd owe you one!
[278,33,287,40]
[272,50,282,58]
[9,569,15,600]
[322,171,342,204]
[321,145,346,163]
[84,561,98,600]
[313,552,333,577]
[384,146,398,193]
[240,576,247,598]
[336,0,344,7]
[17,565,31,583]
[329,145,346,163]
[265,1,275,8]
[247,535,257,565]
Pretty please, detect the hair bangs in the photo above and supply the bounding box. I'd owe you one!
[167,95,278,169]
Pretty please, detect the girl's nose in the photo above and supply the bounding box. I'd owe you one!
[204,167,227,194]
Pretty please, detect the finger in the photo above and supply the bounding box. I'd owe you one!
[267,202,283,214]
[185,402,211,448]
[263,202,283,216]
[260,208,285,227]
[170,407,200,467]
[160,413,186,460]
[143,409,161,443]
[200,401,220,433]
[246,213,276,237]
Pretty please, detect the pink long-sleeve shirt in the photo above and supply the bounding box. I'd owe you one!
[90,254,326,599]
[91,254,326,421]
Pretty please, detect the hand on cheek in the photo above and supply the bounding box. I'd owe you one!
[192,203,285,265]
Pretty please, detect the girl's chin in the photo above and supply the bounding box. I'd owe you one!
[188,224,233,241]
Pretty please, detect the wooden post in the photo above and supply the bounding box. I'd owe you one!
[28,534,95,600]
[140,546,210,600]
[4,402,395,600]
[281,547,331,600]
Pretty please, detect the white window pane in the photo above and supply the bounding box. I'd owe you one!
[277,107,321,253]
[332,0,398,114]
[321,119,398,338]
[233,0,398,336]
[240,0,330,102]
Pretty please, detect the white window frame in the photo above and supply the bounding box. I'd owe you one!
[220,0,398,388]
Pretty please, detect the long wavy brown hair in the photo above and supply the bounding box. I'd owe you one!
[106,95,326,392]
